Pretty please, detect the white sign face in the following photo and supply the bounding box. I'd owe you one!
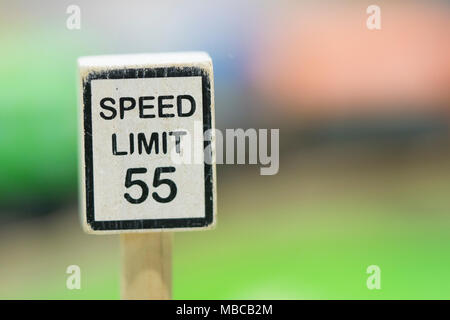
[78,53,215,233]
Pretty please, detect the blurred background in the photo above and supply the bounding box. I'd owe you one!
[1,0,449,299]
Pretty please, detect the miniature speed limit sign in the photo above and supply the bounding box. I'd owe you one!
[78,52,216,234]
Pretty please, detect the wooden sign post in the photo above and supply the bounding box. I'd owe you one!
[78,52,216,299]
[121,233,172,299]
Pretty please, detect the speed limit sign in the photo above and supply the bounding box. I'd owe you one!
[78,52,216,233]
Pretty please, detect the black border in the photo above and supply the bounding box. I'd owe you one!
[82,67,213,231]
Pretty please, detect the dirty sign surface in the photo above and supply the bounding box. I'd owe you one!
[78,52,216,233]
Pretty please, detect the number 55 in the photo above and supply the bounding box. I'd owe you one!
[124,167,177,204]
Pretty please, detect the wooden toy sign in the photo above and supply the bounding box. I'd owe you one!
[78,52,216,234]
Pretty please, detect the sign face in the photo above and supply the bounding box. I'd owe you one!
[78,53,216,233]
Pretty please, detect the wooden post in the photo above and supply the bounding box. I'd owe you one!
[120,233,172,300]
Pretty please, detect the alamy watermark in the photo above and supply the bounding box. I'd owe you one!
[66,265,81,290]
[66,5,81,30]
[366,5,381,30]
[366,265,381,290]
[112,121,280,176]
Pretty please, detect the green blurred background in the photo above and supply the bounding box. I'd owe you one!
[1,0,449,299]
